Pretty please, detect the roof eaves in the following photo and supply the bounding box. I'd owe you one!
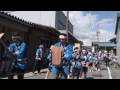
[115,13,120,35]
[0,11,60,34]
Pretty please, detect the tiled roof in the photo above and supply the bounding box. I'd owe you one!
[0,11,59,34]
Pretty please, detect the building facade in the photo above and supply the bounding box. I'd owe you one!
[9,11,73,32]
[7,11,56,27]
[92,42,116,54]
[115,13,120,63]
[0,11,83,73]
[0,12,60,72]
[8,11,79,44]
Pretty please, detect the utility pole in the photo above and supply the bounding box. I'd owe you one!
[66,11,69,42]
[96,24,100,42]
[96,30,100,42]
[105,34,107,51]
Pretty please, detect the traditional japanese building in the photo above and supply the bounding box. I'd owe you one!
[0,11,83,72]
[0,12,60,71]
[115,13,120,63]
[92,42,116,54]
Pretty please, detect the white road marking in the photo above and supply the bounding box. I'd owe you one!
[67,75,70,79]
[45,69,49,79]
[107,67,112,79]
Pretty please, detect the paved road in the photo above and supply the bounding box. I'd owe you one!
[1,65,110,79]
[24,65,109,79]
[25,70,47,79]
[110,67,120,79]
[0,69,48,79]
[87,65,109,79]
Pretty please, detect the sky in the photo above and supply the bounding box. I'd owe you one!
[69,11,117,46]
[8,11,117,46]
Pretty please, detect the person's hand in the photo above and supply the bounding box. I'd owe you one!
[81,61,85,65]
[85,63,89,67]
[49,62,52,66]
[72,62,75,65]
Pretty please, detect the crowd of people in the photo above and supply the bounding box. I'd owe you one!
[0,32,117,79]
[69,48,117,79]
[46,34,117,79]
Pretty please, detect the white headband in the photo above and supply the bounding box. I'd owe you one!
[59,35,65,39]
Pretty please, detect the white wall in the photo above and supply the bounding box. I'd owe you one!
[62,11,67,16]
[117,21,120,63]
[39,11,56,27]
[9,11,56,28]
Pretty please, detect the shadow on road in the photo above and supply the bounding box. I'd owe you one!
[40,71,47,73]
[92,74,103,77]
[85,77,94,79]
[101,68,107,70]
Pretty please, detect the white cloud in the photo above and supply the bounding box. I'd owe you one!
[99,29,115,42]
[70,11,98,32]
[98,18,113,25]
[97,18,115,29]
[69,11,115,46]
[8,11,115,46]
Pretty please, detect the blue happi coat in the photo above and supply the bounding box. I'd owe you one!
[72,53,81,69]
[8,41,28,70]
[47,42,73,76]
[35,48,43,60]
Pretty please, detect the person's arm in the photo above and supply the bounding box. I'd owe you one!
[35,49,41,60]
[14,43,27,56]
[40,48,43,58]
[8,44,14,53]
[47,50,52,62]
[72,53,76,59]
[64,45,73,61]
[7,43,15,58]
[64,48,73,60]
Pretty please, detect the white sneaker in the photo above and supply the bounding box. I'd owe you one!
[98,69,100,71]
[89,70,91,72]
[95,68,97,71]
